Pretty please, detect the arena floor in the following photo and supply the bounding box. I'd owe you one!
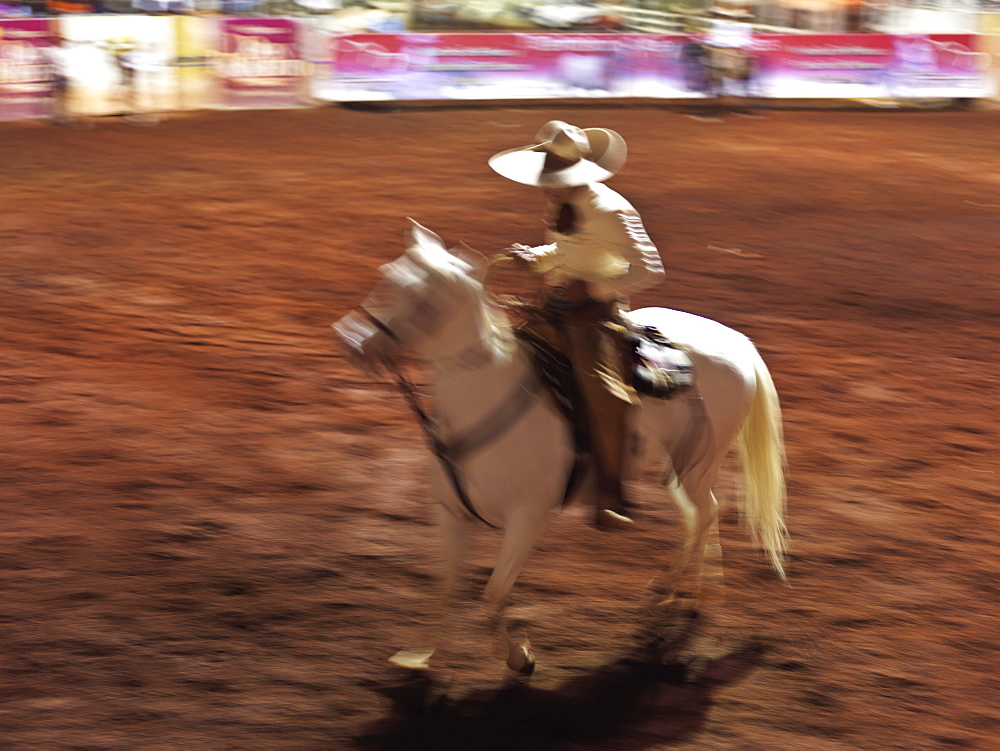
[1,104,998,749]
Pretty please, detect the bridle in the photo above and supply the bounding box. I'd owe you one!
[347,257,589,528]
[354,305,537,530]
[359,305,404,348]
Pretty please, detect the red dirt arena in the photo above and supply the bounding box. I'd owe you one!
[1,103,997,750]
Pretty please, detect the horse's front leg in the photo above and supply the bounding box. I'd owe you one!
[388,505,471,670]
[483,510,549,675]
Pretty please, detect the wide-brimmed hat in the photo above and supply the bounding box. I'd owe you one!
[488,120,626,188]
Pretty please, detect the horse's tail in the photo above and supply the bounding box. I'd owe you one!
[735,350,788,580]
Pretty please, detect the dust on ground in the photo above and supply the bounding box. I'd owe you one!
[1,105,997,749]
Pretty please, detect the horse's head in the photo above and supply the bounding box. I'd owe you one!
[333,220,488,372]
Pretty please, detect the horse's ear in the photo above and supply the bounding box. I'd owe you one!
[406,218,444,255]
[451,241,487,281]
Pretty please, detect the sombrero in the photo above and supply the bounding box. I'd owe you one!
[488,120,626,188]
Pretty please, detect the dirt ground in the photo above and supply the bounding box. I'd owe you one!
[1,103,997,750]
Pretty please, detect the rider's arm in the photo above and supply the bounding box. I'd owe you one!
[587,209,664,300]
[508,242,557,273]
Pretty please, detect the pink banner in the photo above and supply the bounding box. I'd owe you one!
[216,19,308,110]
[323,33,695,102]
[748,34,993,99]
[0,19,54,122]
[319,32,995,102]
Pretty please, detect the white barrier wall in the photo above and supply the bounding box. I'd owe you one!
[58,15,179,116]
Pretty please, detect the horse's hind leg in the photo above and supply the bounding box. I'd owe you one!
[650,466,723,609]
[637,471,724,658]
[675,487,725,609]
[697,505,726,607]
[388,506,471,671]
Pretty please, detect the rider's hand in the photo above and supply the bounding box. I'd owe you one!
[505,244,537,270]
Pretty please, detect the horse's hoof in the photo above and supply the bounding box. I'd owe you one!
[507,644,535,675]
[595,509,635,531]
[388,648,434,670]
[656,589,701,610]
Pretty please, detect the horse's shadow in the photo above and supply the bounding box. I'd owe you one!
[356,636,768,751]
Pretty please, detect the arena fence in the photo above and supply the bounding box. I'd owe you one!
[1,16,996,121]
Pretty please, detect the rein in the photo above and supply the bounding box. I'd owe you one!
[359,307,539,530]
[386,358,499,528]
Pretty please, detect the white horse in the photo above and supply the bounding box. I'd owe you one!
[333,220,787,674]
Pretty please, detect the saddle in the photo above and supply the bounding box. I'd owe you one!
[515,323,695,426]
[514,321,695,507]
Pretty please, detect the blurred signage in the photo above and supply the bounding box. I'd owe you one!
[216,18,309,109]
[0,3,32,16]
[0,19,53,121]
[47,0,95,13]
[323,33,664,101]
[2,26,996,122]
[320,31,996,101]
[751,34,994,99]
[133,0,194,11]
[220,0,259,14]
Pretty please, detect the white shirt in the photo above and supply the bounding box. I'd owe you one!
[47,45,74,78]
[707,19,753,50]
[527,182,664,302]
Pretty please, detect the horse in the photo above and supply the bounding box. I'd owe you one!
[682,39,759,102]
[332,220,787,675]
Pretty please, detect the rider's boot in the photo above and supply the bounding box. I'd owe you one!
[591,412,636,531]
[595,473,635,531]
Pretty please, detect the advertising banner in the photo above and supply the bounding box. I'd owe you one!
[749,34,995,99]
[215,18,309,109]
[0,19,53,122]
[320,32,701,102]
[320,31,996,102]
[3,26,996,121]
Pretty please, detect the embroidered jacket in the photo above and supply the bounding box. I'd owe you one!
[526,183,664,302]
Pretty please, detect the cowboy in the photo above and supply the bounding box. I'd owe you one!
[489,120,664,530]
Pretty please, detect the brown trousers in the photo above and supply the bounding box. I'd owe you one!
[517,296,638,506]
